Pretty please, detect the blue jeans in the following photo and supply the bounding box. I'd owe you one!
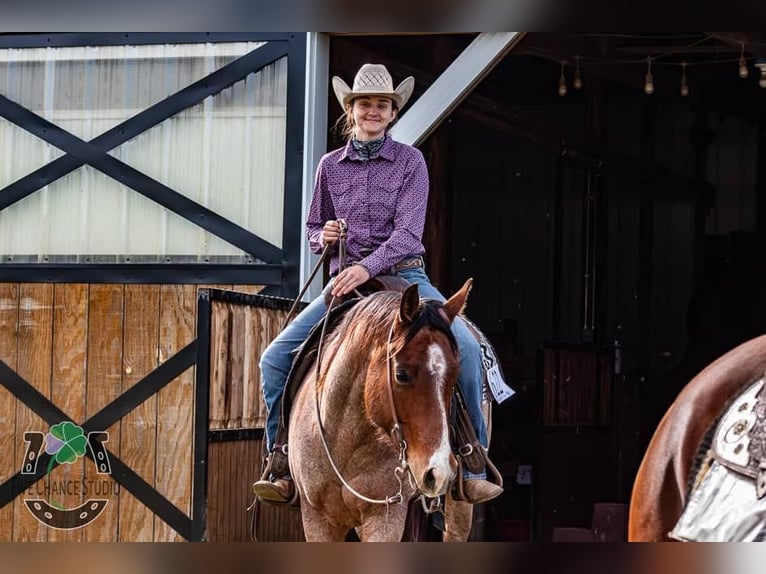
[259,268,489,478]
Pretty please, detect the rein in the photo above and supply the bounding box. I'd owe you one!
[310,223,438,512]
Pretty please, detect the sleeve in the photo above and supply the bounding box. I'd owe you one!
[358,148,429,277]
[305,157,337,255]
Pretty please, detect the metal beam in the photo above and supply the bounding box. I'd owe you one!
[299,32,330,301]
[390,32,526,146]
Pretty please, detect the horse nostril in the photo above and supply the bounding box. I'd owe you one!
[423,468,437,491]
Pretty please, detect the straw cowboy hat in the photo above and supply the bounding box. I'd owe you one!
[332,63,415,110]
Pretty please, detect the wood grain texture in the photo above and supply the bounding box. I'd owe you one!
[209,302,230,431]
[155,284,196,541]
[117,284,161,541]
[0,283,19,541]
[48,284,88,542]
[14,283,53,542]
[83,284,124,542]
[227,305,245,429]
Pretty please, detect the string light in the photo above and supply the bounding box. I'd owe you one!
[739,43,749,78]
[680,62,689,96]
[757,61,766,88]
[644,58,654,95]
[558,61,567,96]
[573,56,583,90]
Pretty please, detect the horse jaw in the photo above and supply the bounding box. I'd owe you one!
[442,278,473,323]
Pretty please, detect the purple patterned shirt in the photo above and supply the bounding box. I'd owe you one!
[306,135,429,277]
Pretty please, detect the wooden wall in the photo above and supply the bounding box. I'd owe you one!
[204,291,303,542]
[0,282,260,542]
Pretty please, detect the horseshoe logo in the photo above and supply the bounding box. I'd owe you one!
[24,499,108,529]
[21,422,115,530]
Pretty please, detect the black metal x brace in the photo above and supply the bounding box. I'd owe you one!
[0,343,197,539]
[0,41,288,264]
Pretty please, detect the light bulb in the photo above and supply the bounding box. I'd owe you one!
[739,59,749,78]
[680,63,689,97]
[644,59,654,95]
[573,57,582,90]
[760,66,766,88]
[574,68,583,90]
[739,43,750,79]
[644,72,654,95]
[558,63,567,96]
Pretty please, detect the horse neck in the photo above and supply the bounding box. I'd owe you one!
[317,330,396,448]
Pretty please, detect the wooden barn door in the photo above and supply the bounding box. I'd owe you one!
[200,288,305,541]
[0,283,213,541]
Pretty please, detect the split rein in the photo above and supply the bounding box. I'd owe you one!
[286,221,441,514]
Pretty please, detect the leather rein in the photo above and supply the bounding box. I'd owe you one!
[302,220,440,513]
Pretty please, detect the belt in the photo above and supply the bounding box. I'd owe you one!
[387,256,424,275]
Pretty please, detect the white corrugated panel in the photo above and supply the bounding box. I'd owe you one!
[0,41,286,263]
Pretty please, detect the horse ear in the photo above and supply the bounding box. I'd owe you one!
[443,278,473,323]
[399,283,420,323]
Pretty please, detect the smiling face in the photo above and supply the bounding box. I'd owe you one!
[350,96,398,141]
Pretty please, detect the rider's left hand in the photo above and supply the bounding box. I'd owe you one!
[331,264,371,297]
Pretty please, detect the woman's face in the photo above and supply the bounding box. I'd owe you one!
[350,96,397,141]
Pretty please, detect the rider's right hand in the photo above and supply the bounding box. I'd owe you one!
[322,220,342,246]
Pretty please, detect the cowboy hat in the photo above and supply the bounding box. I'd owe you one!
[331,63,415,110]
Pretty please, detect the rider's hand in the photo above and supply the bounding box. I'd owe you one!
[331,264,371,297]
[322,220,342,246]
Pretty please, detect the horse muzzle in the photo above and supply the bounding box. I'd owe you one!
[418,456,458,497]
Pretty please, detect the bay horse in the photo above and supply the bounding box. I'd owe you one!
[628,333,766,541]
[287,279,475,542]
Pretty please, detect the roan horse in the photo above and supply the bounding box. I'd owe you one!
[628,333,766,541]
[287,279,475,542]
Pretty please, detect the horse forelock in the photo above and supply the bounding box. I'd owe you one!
[405,299,458,355]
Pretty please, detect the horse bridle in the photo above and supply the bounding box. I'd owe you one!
[308,221,442,513]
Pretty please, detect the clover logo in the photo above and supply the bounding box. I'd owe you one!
[45,422,88,466]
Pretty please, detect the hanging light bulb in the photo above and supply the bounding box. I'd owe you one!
[680,62,689,97]
[757,61,766,88]
[558,61,567,96]
[573,56,583,90]
[739,42,749,78]
[644,58,654,95]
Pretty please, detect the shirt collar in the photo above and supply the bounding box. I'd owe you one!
[338,134,396,163]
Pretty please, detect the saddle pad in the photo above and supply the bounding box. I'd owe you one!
[670,460,766,541]
[712,378,764,478]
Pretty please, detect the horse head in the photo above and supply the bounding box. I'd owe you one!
[363,279,473,499]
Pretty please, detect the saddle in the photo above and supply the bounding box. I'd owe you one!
[711,376,766,498]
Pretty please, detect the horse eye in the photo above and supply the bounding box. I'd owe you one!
[395,368,410,383]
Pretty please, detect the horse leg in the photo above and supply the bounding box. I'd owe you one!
[299,506,350,542]
[356,507,409,542]
[443,495,473,542]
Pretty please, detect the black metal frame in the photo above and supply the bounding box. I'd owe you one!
[0,33,306,297]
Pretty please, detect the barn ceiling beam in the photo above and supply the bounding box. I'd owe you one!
[390,32,526,146]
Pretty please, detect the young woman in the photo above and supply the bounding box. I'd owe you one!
[253,63,502,506]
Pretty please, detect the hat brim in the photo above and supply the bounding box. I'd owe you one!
[332,76,414,111]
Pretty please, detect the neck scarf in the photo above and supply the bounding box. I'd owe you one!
[351,136,386,161]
